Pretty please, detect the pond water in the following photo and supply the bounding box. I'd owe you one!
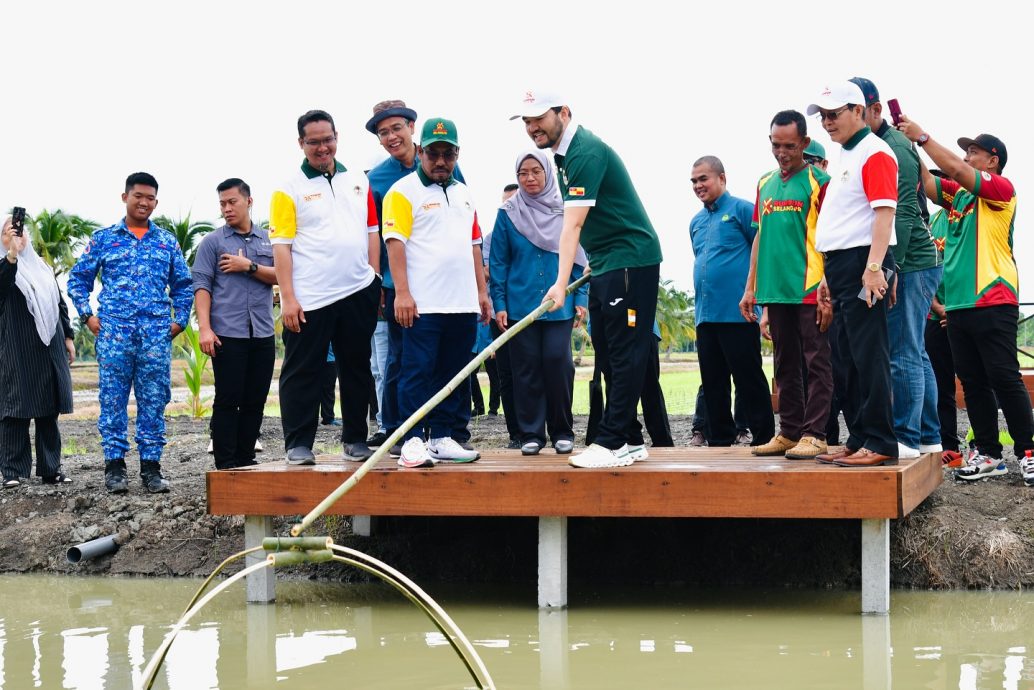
[0,575,1031,689]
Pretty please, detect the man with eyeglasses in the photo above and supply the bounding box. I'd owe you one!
[896,116,1034,486]
[269,109,381,466]
[365,100,477,456]
[516,90,664,469]
[740,110,832,460]
[803,140,828,171]
[382,117,491,468]
[807,81,900,468]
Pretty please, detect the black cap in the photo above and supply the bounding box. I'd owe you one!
[848,77,880,105]
[929,168,949,179]
[957,133,1008,171]
[365,99,418,135]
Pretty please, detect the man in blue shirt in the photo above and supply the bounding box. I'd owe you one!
[690,156,774,446]
[68,172,193,493]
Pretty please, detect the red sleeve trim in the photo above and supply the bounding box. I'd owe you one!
[366,187,378,228]
[751,183,761,226]
[861,151,898,204]
[472,210,482,241]
[976,171,1015,203]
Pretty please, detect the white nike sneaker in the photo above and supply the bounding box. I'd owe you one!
[569,443,633,468]
[427,437,480,463]
[397,438,434,468]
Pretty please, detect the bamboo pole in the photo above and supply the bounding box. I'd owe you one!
[292,273,590,537]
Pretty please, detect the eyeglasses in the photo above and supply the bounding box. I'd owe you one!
[517,167,545,178]
[817,105,853,122]
[303,135,337,148]
[377,123,408,140]
[804,155,823,165]
[422,148,458,162]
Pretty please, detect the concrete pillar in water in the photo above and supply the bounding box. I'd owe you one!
[861,518,890,614]
[244,516,275,603]
[538,516,568,609]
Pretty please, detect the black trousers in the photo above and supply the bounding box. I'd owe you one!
[823,247,896,456]
[824,311,858,445]
[490,320,519,441]
[639,338,673,446]
[280,280,379,450]
[924,319,959,452]
[947,305,1034,458]
[692,385,750,435]
[319,360,338,423]
[589,264,660,450]
[695,322,774,446]
[469,359,485,415]
[210,335,275,469]
[1,415,61,480]
[509,319,576,445]
[484,356,501,413]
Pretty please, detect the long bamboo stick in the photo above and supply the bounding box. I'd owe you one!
[292,272,590,536]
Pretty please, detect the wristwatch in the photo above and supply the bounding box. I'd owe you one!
[916,133,930,147]
[247,261,258,275]
[80,313,93,325]
[867,262,882,273]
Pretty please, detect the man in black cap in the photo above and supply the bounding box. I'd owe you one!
[897,115,1034,487]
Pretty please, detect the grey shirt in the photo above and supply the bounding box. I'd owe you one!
[192,224,275,338]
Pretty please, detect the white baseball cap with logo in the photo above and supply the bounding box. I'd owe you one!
[510,89,565,120]
[806,81,866,115]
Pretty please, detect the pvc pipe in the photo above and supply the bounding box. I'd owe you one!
[67,534,119,564]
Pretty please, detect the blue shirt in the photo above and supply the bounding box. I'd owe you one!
[191,224,275,338]
[690,191,757,324]
[489,209,588,322]
[367,154,464,289]
[68,219,193,328]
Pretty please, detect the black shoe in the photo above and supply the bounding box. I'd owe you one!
[487,410,498,416]
[140,463,170,493]
[233,459,259,469]
[343,442,374,461]
[366,431,388,447]
[389,443,402,458]
[105,459,129,494]
[506,438,521,450]
[471,408,485,417]
[454,439,475,451]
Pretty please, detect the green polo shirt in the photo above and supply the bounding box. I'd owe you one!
[877,121,939,272]
[556,125,662,275]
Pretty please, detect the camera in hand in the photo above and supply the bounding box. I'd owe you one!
[11,206,26,237]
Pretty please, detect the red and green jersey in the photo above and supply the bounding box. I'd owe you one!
[927,208,948,321]
[751,164,830,304]
[933,171,1018,311]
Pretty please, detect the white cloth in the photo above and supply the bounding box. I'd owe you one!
[14,240,60,344]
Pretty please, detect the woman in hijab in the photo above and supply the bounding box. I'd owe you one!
[489,151,588,456]
[1,216,75,487]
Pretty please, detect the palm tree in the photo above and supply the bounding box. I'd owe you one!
[656,279,695,360]
[28,209,98,276]
[152,214,215,266]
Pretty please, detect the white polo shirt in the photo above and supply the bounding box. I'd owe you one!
[381,169,482,314]
[269,160,378,311]
[815,127,898,252]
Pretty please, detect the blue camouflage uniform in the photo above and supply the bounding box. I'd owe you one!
[68,219,193,463]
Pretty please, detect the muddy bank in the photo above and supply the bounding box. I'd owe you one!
[1,413,1032,590]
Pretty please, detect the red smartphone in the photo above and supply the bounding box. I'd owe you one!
[887,98,903,126]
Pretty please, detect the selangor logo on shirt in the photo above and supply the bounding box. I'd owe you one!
[762,198,804,215]
[433,122,449,136]
[568,187,585,197]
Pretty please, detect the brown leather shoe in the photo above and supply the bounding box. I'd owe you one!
[833,448,898,467]
[815,448,853,464]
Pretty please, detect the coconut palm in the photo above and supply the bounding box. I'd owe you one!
[152,214,215,266]
[656,279,695,360]
[28,209,98,276]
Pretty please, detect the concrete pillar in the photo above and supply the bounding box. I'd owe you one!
[538,516,568,609]
[861,614,892,689]
[861,518,890,614]
[244,516,275,604]
[352,515,372,537]
[538,608,570,689]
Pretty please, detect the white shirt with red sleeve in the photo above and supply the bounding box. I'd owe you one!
[815,128,899,252]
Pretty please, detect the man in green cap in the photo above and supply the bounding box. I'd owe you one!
[803,140,828,171]
[382,118,492,468]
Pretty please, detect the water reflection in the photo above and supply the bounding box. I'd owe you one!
[0,575,1032,689]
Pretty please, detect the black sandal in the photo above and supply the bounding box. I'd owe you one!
[2,478,21,489]
[42,473,72,485]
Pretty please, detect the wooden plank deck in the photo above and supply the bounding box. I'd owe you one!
[207,447,941,520]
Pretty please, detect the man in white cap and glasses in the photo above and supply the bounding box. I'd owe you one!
[806,81,900,468]
[512,90,663,468]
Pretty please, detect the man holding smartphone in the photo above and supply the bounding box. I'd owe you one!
[807,81,900,467]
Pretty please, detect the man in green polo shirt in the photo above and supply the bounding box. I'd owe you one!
[512,89,663,469]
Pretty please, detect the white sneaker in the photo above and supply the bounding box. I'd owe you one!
[627,444,649,461]
[207,439,214,454]
[898,443,921,459]
[918,443,942,454]
[427,437,479,463]
[397,438,434,468]
[954,453,1008,481]
[254,439,264,453]
[569,443,633,469]
[1020,452,1034,487]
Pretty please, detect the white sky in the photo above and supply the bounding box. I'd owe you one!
[2,0,1030,301]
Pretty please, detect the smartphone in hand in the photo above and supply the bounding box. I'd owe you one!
[858,268,895,300]
[887,99,903,126]
[11,207,26,237]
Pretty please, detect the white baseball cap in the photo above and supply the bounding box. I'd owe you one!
[806,81,866,115]
[509,89,565,120]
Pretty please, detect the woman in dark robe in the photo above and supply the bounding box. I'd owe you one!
[1,216,75,487]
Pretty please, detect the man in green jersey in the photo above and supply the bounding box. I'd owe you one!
[513,89,663,469]
[740,110,832,460]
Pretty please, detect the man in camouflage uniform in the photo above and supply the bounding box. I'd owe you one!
[68,172,193,493]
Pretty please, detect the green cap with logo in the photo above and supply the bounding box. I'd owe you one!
[421,117,459,147]
[804,140,826,160]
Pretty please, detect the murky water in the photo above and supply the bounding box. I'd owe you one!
[0,575,1032,689]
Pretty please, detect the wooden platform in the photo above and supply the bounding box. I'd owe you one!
[207,447,942,614]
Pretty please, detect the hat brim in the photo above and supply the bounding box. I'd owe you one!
[805,97,850,116]
[421,136,460,148]
[366,107,418,134]
[509,105,558,121]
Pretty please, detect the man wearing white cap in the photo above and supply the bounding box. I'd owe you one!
[513,90,664,468]
[807,81,900,467]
